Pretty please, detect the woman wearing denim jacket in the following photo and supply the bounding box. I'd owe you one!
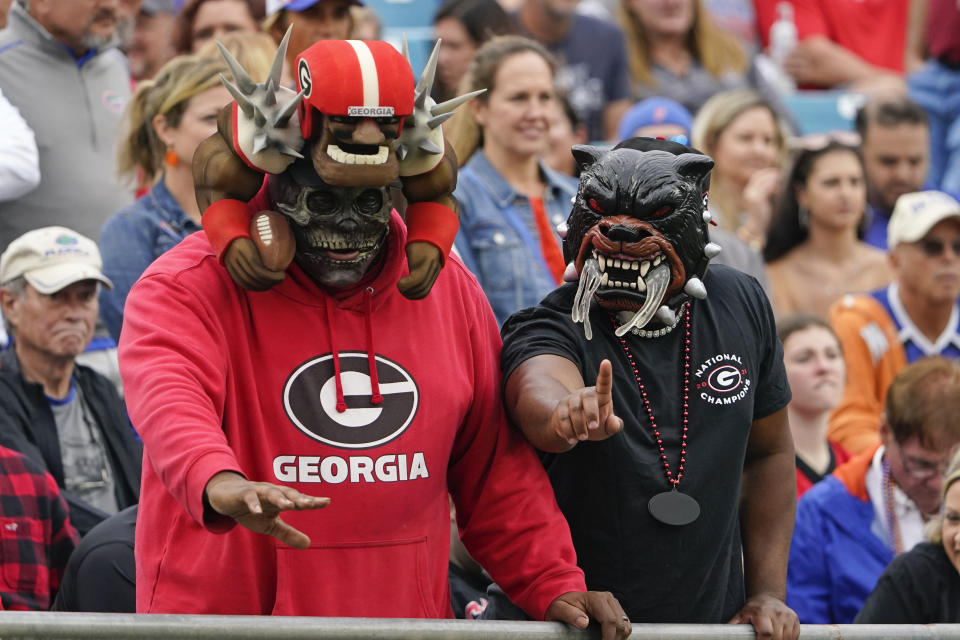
[99,55,233,342]
[449,36,578,327]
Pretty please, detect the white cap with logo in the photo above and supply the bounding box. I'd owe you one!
[887,190,960,249]
[0,226,114,294]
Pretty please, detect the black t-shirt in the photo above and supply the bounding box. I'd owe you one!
[855,542,960,623]
[501,264,790,623]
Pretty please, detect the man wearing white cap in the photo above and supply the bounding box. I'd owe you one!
[828,190,960,454]
[0,227,141,536]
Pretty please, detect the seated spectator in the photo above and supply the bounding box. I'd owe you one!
[51,505,137,613]
[0,227,141,536]
[543,92,589,179]
[906,0,960,195]
[619,0,785,117]
[0,87,40,203]
[174,0,263,54]
[264,0,355,84]
[99,55,230,343]
[515,0,631,141]
[127,0,178,82]
[857,95,931,249]
[764,138,891,318]
[777,314,850,497]
[828,190,960,454]
[856,447,960,623]
[450,36,578,326]
[616,96,692,143]
[787,356,960,624]
[0,444,77,611]
[691,89,788,240]
[753,0,907,92]
[432,0,516,103]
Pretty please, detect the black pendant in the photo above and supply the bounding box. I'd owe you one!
[648,489,700,526]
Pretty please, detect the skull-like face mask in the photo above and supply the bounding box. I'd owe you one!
[269,171,392,289]
[563,139,719,339]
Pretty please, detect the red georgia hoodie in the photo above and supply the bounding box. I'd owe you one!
[119,212,585,617]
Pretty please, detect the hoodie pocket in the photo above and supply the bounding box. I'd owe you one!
[271,536,436,617]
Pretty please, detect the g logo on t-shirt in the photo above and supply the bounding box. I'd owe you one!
[694,354,751,406]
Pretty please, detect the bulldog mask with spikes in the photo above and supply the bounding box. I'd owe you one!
[563,138,722,340]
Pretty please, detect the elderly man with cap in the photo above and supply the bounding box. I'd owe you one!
[127,0,178,82]
[0,227,141,536]
[828,190,960,454]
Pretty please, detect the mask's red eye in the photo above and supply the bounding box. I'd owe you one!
[589,198,605,213]
[652,206,671,218]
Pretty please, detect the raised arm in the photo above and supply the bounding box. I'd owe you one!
[504,355,623,453]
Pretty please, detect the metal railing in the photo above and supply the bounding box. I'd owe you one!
[0,613,959,639]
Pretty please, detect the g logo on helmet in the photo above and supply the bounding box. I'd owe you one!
[298,59,312,99]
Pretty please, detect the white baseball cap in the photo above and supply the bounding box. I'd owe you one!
[0,226,113,294]
[887,190,960,248]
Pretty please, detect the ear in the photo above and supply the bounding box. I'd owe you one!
[571,145,605,171]
[673,153,714,182]
[152,112,175,148]
[888,245,902,273]
[470,99,488,129]
[0,289,19,328]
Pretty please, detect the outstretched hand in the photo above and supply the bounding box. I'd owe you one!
[550,359,623,448]
[729,594,799,640]
[223,238,286,291]
[398,241,442,300]
[546,591,631,640]
[204,472,330,549]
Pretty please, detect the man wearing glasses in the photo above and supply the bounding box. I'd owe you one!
[787,356,960,624]
[827,190,960,455]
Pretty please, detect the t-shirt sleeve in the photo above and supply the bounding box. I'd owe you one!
[748,275,791,419]
[500,297,585,384]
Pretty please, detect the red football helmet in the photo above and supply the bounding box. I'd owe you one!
[295,39,415,139]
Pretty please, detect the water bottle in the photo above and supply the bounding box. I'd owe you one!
[768,2,797,93]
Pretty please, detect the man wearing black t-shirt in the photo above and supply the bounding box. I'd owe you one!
[502,139,799,638]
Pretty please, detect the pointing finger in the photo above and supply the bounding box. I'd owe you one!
[595,359,614,401]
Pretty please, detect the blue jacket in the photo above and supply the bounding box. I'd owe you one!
[453,151,578,326]
[786,445,893,624]
[98,180,201,342]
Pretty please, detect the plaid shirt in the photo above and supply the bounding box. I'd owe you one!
[0,445,78,610]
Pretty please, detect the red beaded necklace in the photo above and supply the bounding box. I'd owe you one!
[610,301,700,525]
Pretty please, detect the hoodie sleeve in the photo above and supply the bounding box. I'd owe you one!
[118,268,245,531]
[446,280,586,621]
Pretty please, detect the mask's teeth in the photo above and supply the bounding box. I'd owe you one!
[615,262,670,337]
[572,257,602,340]
[656,305,676,326]
[563,261,579,282]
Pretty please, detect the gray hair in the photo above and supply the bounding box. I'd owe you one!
[0,276,27,336]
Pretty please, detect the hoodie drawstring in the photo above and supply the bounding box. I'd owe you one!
[365,287,383,405]
[325,299,347,413]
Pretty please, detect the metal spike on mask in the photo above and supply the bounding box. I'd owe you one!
[426,112,454,130]
[704,242,722,259]
[279,144,304,159]
[253,107,267,128]
[273,89,304,128]
[414,39,441,111]
[702,210,712,224]
[684,277,707,299]
[402,34,411,66]
[253,134,268,154]
[216,41,256,94]
[268,25,293,91]
[396,143,408,161]
[418,138,443,154]
[264,77,277,106]
[430,89,486,116]
[220,75,254,117]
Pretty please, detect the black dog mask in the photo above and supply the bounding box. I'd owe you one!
[563,138,721,339]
